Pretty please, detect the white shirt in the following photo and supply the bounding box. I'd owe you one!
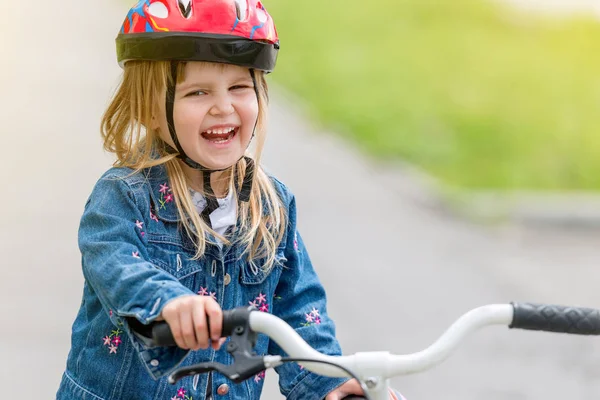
[190,189,237,246]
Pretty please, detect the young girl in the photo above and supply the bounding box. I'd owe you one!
[57,0,403,399]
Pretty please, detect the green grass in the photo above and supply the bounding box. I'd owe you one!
[267,0,600,190]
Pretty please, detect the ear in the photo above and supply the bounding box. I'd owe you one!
[150,113,160,130]
[149,101,163,130]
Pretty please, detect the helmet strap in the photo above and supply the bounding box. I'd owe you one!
[199,168,220,227]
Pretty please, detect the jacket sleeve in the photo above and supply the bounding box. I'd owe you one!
[268,193,349,400]
[79,174,194,379]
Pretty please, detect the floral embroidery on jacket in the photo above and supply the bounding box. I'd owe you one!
[102,325,123,355]
[170,386,193,400]
[197,286,217,300]
[254,370,266,383]
[301,307,321,327]
[135,219,145,237]
[158,183,174,210]
[249,292,269,312]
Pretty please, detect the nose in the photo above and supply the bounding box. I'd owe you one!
[209,92,235,116]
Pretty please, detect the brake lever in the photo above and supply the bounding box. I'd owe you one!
[167,358,265,384]
[167,306,270,384]
[167,362,222,383]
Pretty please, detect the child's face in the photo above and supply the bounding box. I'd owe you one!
[156,62,259,170]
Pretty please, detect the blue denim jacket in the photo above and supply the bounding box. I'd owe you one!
[57,164,348,400]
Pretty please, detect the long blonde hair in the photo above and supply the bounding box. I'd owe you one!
[101,61,286,271]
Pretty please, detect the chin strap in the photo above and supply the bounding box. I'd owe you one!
[237,157,255,203]
[199,168,220,227]
[199,156,254,227]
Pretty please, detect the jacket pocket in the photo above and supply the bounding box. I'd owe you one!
[239,248,286,285]
[146,234,203,280]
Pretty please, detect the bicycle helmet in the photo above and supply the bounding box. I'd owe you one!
[114,0,280,225]
[116,0,279,71]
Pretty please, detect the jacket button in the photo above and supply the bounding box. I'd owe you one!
[216,383,229,395]
[223,273,231,286]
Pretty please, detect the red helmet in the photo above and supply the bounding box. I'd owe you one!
[116,0,279,72]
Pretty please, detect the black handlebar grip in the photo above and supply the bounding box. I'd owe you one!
[221,306,253,337]
[510,302,600,335]
[152,321,178,346]
[151,307,254,346]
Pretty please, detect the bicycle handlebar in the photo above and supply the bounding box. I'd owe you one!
[145,302,600,400]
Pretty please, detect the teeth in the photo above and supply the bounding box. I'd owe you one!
[204,130,235,144]
[205,127,235,135]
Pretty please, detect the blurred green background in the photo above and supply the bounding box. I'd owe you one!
[267,0,600,191]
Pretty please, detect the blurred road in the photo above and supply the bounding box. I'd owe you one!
[2,1,600,399]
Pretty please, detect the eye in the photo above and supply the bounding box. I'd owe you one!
[186,90,207,97]
[230,85,252,91]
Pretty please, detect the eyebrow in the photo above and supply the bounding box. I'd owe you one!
[178,76,254,91]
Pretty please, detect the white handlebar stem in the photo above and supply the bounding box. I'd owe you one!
[250,304,513,381]
[249,311,354,377]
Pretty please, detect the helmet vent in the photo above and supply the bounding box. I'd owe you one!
[234,0,247,21]
[178,0,192,18]
[148,1,168,18]
[256,5,267,23]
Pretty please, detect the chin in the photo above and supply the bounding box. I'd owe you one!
[195,156,243,171]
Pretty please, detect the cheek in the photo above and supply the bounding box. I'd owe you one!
[174,104,204,135]
[239,98,259,126]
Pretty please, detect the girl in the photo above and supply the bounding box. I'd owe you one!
[57,0,402,399]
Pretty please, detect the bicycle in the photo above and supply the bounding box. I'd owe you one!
[133,302,600,400]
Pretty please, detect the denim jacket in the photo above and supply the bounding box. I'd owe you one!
[57,164,348,400]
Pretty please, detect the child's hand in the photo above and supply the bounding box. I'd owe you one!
[325,379,404,399]
[325,379,363,399]
[160,295,225,351]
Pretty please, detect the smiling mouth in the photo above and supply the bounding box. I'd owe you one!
[200,127,239,144]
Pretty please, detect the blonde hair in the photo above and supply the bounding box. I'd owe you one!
[101,61,286,271]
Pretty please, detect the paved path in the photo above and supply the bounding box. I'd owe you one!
[2,1,600,399]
